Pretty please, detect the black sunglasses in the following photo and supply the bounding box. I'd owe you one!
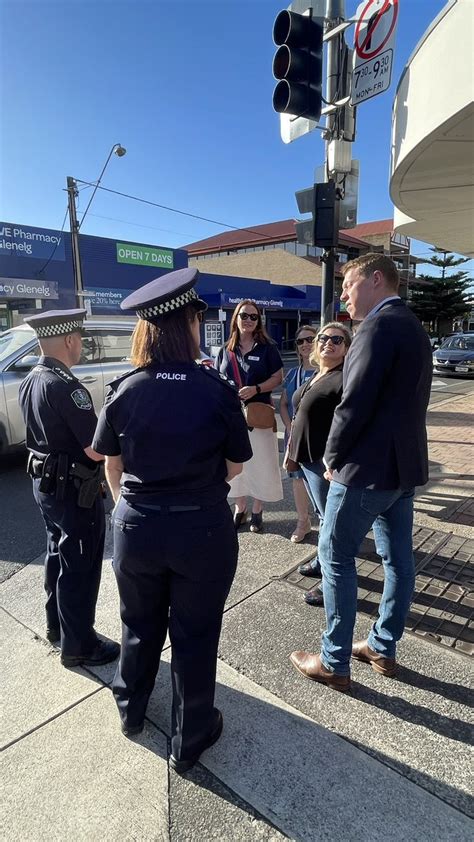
[238,312,258,321]
[296,336,314,346]
[317,334,345,346]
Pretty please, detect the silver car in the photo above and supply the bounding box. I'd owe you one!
[0,320,135,453]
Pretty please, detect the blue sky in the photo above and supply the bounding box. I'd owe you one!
[0,0,470,273]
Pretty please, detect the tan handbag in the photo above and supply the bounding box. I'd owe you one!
[227,350,276,430]
[245,401,275,429]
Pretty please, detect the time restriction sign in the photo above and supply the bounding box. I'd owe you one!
[350,0,399,106]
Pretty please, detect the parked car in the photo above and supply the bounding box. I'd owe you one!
[0,320,135,454]
[432,333,474,378]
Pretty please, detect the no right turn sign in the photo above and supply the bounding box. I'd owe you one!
[351,0,399,106]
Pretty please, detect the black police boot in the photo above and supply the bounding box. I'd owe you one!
[169,708,223,774]
[304,585,324,606]
[298,557,321,577]
[46,626,61,644]
[121,721,145,738]
[61,636,120,668]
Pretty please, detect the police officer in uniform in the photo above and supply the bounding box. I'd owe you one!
[18,309,120,668]
[92,268,252,772]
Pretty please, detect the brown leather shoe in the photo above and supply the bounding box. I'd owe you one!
[352,640,397,677]
[289,651,351,693]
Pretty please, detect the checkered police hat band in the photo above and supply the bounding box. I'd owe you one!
[36,319,83,338]
[137,288,198,320]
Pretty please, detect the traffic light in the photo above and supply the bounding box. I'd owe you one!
[272,9,323,123]
[295,182,338,249]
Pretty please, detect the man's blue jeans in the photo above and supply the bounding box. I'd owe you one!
[301,463,387,578]
[318,482,415,675]
[301,461,329,576]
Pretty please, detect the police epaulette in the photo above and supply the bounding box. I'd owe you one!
[32,362,76,384]
[51,365,77,383]
[198,365,237,390]
[51,366,75,384]
[104,366,141,391]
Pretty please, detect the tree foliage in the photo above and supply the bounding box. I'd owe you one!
[409,248,473,336]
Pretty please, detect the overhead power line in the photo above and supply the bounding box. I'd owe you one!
[87,212,196,239]
[35,207,69,275]
[74,180,284,243]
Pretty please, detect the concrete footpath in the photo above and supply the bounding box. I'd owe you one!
[1,390,473,841]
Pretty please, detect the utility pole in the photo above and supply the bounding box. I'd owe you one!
[66,176,84,309]
[66,145,126,310]
[320,0,345,326]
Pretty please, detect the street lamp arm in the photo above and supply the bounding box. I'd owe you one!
[78,143,126,230]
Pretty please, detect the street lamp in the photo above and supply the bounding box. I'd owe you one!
[67,143,127,307]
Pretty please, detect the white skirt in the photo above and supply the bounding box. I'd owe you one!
[229,427,283,502]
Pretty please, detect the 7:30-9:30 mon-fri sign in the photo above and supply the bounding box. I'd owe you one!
[350,0,399,106]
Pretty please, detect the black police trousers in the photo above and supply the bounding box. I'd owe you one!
[112,497,238,761]
[33,478,105,656]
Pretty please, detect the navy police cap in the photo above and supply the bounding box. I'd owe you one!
[120,267,207,322]
[24,309,87,339]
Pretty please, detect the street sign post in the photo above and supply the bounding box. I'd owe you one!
[350,0,399,106]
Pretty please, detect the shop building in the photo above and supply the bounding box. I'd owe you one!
[185,217,419,291]
[1,216,420,351]
[0,220,321,350]
[0,220,187,330]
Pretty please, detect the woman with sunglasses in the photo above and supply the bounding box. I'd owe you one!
[92,269,252,771]
[215,299,283,532]
[280,325,318,542]
[285,322,352,604]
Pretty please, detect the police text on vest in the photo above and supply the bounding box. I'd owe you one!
[156,372,187,381]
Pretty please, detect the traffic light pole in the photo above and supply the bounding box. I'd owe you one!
[320,0,345,326]
[66,177,84,309]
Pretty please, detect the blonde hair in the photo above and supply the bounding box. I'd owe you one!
[309,322,352,367]
[342,253,400,290]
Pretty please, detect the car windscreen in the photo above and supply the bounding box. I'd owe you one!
[458,336,474,350]
[0,328,36,362]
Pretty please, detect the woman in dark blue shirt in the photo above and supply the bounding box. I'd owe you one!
[215,300,283,532]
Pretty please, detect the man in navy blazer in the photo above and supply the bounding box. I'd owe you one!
[291,254,432,692]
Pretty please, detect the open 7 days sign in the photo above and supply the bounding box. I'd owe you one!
[351,0,399,106]
[116,242,174,269]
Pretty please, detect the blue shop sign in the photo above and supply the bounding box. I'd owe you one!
[0,222,66,262]
[0,278,59,299]
[85,287,134,312]
[221,291,321,311]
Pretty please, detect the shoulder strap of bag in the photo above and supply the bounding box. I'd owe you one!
[295,364,303,390]
[227,350,243,389]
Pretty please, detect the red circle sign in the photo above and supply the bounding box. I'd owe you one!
[355,0,399,60]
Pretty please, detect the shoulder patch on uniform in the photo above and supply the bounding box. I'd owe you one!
[71,388,92,410]
[198,365,237,391]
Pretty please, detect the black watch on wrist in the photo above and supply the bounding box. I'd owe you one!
[255,384,261,394]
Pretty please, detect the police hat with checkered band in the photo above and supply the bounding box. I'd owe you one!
[120,267,207,323]
[24,309,87,339]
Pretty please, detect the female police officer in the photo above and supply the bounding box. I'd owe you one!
[92,268,252,773]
